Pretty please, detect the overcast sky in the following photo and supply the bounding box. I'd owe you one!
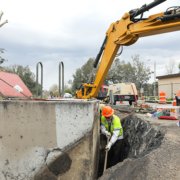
[1,0,180,90]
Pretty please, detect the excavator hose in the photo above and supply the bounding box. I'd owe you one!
[130,0,166,21]
[94,36,107,68]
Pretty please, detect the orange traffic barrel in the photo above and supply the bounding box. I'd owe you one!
[172,97,177,106]
[159,91,166,104]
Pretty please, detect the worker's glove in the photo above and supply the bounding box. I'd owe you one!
[105,142,112,151]
[105,131,111,139]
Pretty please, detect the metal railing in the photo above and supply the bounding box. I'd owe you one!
[35,61,65,98]
[36,62,43,98]
[59,61,64,97]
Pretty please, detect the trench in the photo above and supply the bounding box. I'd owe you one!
[97,114,165,178]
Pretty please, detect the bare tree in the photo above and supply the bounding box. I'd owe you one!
[0,11,8,65]
[165,59,175,74]
[0,11,8,27]
[0,49,7,66]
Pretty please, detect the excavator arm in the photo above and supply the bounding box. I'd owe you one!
[76,0,180,99]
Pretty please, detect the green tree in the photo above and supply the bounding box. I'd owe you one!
[48,83,73,98]
[107,55,151,89]
[72,58,96,92]
[107,59,134,83]
[72,54,151,95]
[49,84,59,97]
[64,84,73,94]
[130,55,151,90]
[107,58,123,83]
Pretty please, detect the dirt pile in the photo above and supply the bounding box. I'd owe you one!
[121,114,164,158]
[99,113,180,180]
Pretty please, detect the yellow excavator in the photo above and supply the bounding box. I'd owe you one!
[76,0,180,99]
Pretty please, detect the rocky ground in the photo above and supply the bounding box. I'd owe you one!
[98,107,180,180]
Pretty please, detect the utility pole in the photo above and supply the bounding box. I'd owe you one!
[154,61,156,97]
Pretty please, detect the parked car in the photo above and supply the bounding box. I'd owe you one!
[63,93,73,98]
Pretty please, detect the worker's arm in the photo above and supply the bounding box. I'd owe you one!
[100,124,107,135]
[110,126,123,144]
[100,122,111,137]
[106,116,123,150]
[109,129,121,144]
[105,128,121,151]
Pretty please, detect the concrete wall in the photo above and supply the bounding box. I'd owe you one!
[0,100,100,180]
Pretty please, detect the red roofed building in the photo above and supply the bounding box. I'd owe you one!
[0,71,32,98]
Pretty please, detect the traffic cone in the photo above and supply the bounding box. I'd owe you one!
[172,97,176,106]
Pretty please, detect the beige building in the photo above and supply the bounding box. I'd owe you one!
[157,73,180,99]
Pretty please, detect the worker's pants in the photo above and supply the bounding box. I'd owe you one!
[176,96,180,106]
[107,139,124,168]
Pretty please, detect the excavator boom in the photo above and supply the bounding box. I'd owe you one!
[76,0,180,99]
